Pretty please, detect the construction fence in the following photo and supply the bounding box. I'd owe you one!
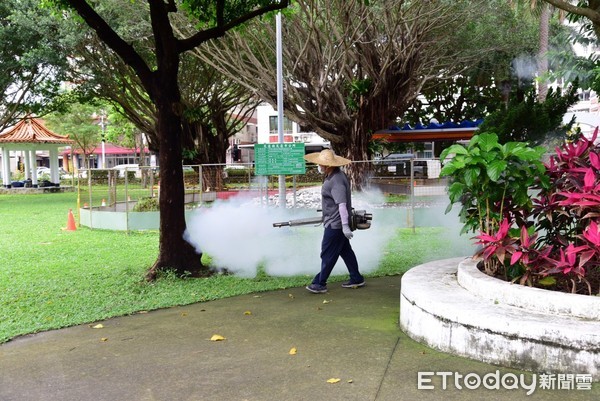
[75,157,452,231]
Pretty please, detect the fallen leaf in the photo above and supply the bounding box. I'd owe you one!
[253,295,262,298]
[244,311,252,315]
[288,294,294,299]
[92,324,104,329]
[347,379,353,383]
[100,338,108,342]
[289,347,297,355]
[210,334,226,341]
[326,378,341,384]
[180,312,188,317]
[322,300,331,304]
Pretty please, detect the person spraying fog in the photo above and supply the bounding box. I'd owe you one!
[304,149,365,294]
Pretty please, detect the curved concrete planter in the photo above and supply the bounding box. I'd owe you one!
[79,205,198,231]
[400,257,600,380]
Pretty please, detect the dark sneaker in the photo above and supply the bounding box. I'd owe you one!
[341,280,365,289]
[306,284,328,294]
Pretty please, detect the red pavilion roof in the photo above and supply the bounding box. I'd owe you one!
[0,118,74,145]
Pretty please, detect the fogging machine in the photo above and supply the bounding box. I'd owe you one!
[273,209,373,231]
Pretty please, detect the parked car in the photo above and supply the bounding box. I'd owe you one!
[112,164,141,178]
[36,167,51,176]
[380,153,414,164]
[35,167,70,178]
[377,153,428,177]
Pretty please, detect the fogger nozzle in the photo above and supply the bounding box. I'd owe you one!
[273,209,372,231]
[272,216,323,228]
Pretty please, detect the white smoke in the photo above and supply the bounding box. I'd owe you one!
[512,54,538,81]
[183,189,396,278]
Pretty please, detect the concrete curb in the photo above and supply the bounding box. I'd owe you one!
[400,257,600,380]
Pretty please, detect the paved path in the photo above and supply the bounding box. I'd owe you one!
[0,275,597,400]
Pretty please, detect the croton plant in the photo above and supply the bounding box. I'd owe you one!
[440,129,600,295]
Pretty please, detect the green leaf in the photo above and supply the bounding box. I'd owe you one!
[487,160,507,182]
[440,164,457,176]
[440,144,468,161]
[538,276,557,286]
[482,149,502,163]
[447,182,465,203]
[449,157,467,170]
[501,142,524,155]
[464,167,480,187]
[468,135,481,149]
[537,174,551,189]
[466,155,485,166]
[508,227,520,238]
[477,132,500,152]
[511,147,541,161]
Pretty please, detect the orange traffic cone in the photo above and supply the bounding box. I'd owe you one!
[65,209,77,231]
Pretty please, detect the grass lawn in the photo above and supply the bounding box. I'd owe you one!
[0,191,471,344]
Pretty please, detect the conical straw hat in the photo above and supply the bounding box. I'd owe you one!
[304,149,351,166]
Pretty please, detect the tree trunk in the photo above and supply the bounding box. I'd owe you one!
[338,120,371,191]
[205,127,228,191]
[537,2,550,102]
[146,78,207,280]
[185,121,229,191]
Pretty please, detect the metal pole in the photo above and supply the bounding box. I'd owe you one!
[125,167,129,233]
[88,171,93,229]
[100,111,106,169]
[410,158,415,233]
[276,12,286,208]
[293,175,297,208]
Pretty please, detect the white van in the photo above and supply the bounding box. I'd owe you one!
[112,164,141,178]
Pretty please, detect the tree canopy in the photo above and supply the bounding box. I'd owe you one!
[543,0,600,40]
[0,0,71,131]
[51,0,289,279]
[196,0,492,186]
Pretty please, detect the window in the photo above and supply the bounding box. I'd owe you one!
[269,116,293,134]
[416,142,434,159]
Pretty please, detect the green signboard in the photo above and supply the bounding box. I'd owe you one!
[255,143,306,175]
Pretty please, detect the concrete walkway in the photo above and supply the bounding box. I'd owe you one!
[0,274,597,401]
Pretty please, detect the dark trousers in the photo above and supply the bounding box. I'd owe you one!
[312,227,363,286]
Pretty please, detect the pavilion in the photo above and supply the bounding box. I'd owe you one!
[0,117,74,188]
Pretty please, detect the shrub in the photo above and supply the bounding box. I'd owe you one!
[133,197,159,212]
[91,169,109,182]
[225,167,253,177]
[224,167,253,186]
[440,132,546,275]
[441,131,600,295]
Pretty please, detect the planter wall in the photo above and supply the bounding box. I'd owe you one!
[400,257,600,380]
[79,204,198,231]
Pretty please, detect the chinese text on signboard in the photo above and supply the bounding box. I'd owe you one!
[255,143,306,175]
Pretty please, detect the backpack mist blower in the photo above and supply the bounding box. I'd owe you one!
[273,209,372,231]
